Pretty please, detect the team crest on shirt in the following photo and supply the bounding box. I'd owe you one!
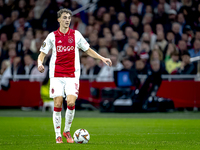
[42,42,46,48]
[68,36,73,43]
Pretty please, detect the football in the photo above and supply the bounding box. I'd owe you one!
[73,129,90,144]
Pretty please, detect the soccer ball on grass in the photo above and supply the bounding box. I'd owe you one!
[73,129,90,144]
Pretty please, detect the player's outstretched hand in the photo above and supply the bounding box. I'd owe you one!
[38,64,45,73]
[102,57,112,67]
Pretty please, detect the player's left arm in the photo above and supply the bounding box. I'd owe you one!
[85,48,112,67]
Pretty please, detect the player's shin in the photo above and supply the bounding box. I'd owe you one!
[64,105,75,132]
[53,107,62,139]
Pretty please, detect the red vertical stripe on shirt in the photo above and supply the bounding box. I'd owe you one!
[54,28,76,77]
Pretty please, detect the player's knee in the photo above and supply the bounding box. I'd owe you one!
[67,101,75,107]
[54,101,62,108]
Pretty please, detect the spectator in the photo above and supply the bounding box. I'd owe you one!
[0,59,10,75]
[150,49,163,62]
[30,62,48,82]
[1,56,24,90]
[14,17,31,33]
[150,49,168,74]
[24,54,35,75]
[117,12,128,32]
[83,56,101,77]
[170,0,182,11]
[178,40,188,56]
[7,42,17,64]
[155,0,170,14]
[16,0,29,18]
[111,24,120,35]
[188,39,200,58]
[98,38,106,48]
[164,43,177,61]
[140,33,151,53]
[12,32,23,56]
[0,33,9,51]
[124,26,134,40]
[123,46,137,63]
[177,13,186,35]
[130,0,145,15]
[145,5,153,14]
[153,3,168,25]
[181,32,192,49]
[22,39,33,56]
[166,30,175,44]
[165,50,181,74]
[177,51,196,74]
[101,13,113,29]
[129,15,143,37]
[89,33,99,51]
[121,56,134,70]
[97,47,110,67]
[156,31,168,52]
[10,10,19,24]
[142,13,153,26]
[123,37,138,53]
[135,59,148,74]
[80,52,88,75]
[108,6,117,23]
[70,13,86,35]
[172,22,182,44]
[164,9,177,32]
[156,23,164,34]
[0,0,9,18]
[113,30,126,51]
[97,47,123,81]
[0,41,7,65]
[104,33,114,49]
[143,24,157,50]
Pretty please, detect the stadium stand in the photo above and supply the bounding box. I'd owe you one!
[0,0,200,111]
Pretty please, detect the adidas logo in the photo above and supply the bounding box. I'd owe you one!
[58,40,62,43]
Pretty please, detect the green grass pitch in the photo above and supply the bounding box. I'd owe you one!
[0,110,200,150]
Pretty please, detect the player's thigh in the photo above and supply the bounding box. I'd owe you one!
[64,78,79,104]
[50,78,65,98]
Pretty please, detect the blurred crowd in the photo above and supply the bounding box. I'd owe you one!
[0,0,200,84]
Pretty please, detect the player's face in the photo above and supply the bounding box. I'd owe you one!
[58,13,71,28]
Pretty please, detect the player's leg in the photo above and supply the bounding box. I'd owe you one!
[64,95,76,131]
[63,78,79,143]
[63,95,76,143]
[53,96,63,143]
[50,78,64,143]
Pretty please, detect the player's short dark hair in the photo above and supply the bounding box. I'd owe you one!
[57,8,72,18]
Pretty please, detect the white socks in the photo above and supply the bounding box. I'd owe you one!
[53,107,62,139]
[64,106,75,132]
[53,106,75,138]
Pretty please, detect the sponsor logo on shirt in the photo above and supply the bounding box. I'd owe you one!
[57,46,75,52]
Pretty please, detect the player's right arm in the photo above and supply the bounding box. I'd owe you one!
[38,52,46,73]
[37,33,53,73]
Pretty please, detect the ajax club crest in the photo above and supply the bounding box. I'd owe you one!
[68,36,73,43]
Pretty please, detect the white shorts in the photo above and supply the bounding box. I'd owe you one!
[50,78,79,99]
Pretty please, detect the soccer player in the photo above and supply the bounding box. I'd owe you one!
[37,9,112,143]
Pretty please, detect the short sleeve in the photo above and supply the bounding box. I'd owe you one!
[76,30,90,52]
[40,33,53,54]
